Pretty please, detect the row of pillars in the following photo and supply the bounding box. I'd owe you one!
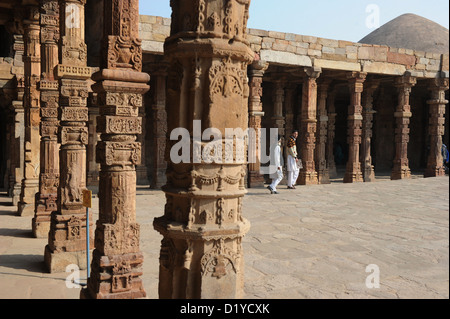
[247,64,449,188]
[3,0,256,299]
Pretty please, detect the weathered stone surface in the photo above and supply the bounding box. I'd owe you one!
[314,59,361,71]
[362,61,406,75]
[260,50,312,67]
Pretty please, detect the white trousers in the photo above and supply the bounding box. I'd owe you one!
[270,169,283,191]
[287,155,300,187]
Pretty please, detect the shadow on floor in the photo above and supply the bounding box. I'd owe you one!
[0,228,33,239]
[0,254,46,273]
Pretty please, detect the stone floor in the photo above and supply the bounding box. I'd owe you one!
[0,172,448,299]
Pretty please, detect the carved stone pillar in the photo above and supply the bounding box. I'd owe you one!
[32,0,60,238]
[344,72,366,183]
[327,89,337,179]
[391,74,416,180]
[151,66,168,189]
[298,67,321,185]
[425,77,449,177]
[316,79,331,184]
[153,0,253,299]
[18,6,41,216]
[45,0,92,273]
[81,0,149,299]
[272,79,286,137]
[361,80,379,182]
[86,94,100,191]
[247,60,268,188]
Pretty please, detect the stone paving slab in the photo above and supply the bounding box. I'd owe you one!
[0,175,448,299]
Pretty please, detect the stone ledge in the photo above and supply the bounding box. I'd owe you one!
[260,50,312,67]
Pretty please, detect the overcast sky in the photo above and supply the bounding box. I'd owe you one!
[139,0,449,42]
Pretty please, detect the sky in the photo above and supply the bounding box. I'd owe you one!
[139,0,449,42]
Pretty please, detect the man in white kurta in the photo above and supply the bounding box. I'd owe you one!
[286,130,300,189]
[267,136,284,194]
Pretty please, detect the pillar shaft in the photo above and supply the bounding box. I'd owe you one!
[154,0,253,299]
[81,0,149,299]
[391,75,416,180]
[316,79,330,184]
[299,67,321,185]
[45,0,92,273]
[18,6,41,216]
[425,77,449,177]
[327,89,337,179]
[361,80,379,182]
[344,72,366,183]
[151,66,169,189]
[247,60,268,188]
[272,80,286,137]
[33,0,60,238]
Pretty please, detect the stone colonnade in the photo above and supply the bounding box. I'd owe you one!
[247,67,449,185]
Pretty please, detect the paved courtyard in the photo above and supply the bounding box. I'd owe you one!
[0,174,448,299]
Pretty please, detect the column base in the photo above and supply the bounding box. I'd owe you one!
[424,166,446,178]
[391,167,411,180]
[17,201,36,217]
[317,169,330,184]
[343,172,364,183]
[81,251,146,299]
[32,218,50,238]
[247,171,265,188]
[298,171,318,185]
[328,166,337,179]
[44,244,88,273]
[363,166,376,182]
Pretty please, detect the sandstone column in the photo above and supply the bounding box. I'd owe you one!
[18,5,41,216]
[153,0,253,299]
[81,0,149,299]
[151,65,168,189]
[272,79,286,138]
[391,74,416,180]
[316,79,331,184]
[344,72,366,183]
[32,0,60,238]
[425,76,449,177]
[327,88,337,179]
[361,80,379,182]
[298,67,321,185]
[44,0,92,273]
[86,95,100,191]
[247,60,268,188]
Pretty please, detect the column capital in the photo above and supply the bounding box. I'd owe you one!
[249,60,269,77]
[395,74,417,88]
[305,66,322,79]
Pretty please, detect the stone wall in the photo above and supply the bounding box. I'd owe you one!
[138,15,450,79]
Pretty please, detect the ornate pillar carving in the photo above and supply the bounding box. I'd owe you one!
[18,5,41,216]
[361,80,379,182]
[326,88,337,179]
[151,65,169,189]
[247,60,268,188]
[32,0,60,238]
[153,0,253,299]
[272,79,286,137]
[81,0,149,299]
[391,74,416,180]
[7,30,26,206]
[425,76,449,177]
[298,67,321,185]
[344,72,366,183]
[45,0,92,273]
[316,79,331,184]
[86,94,100,191]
